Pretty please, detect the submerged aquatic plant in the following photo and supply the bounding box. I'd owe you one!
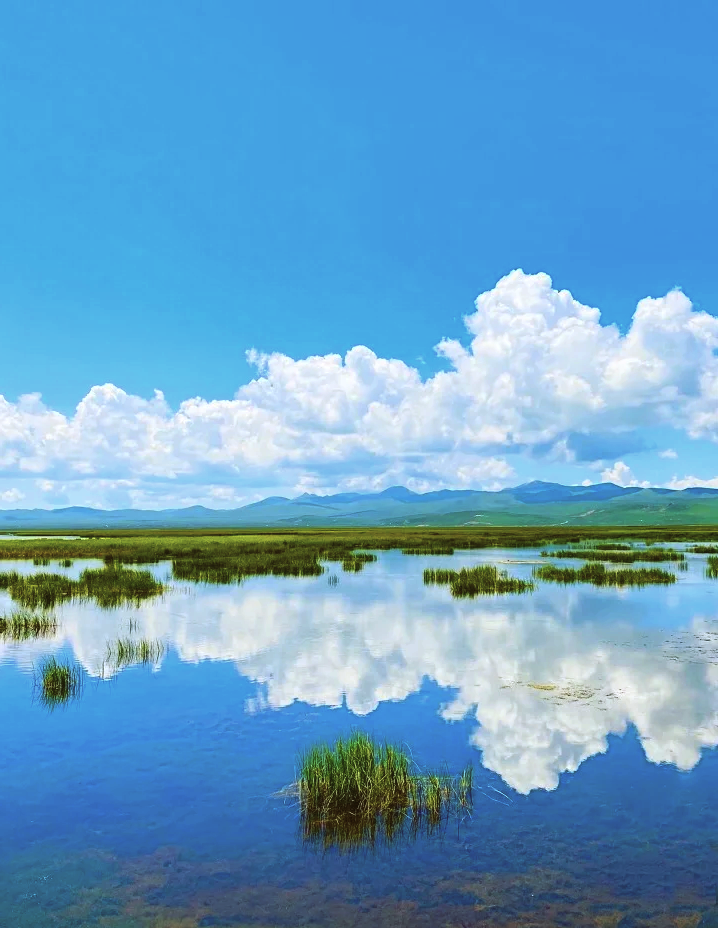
[533,562,676,587]
[291,732,472,852]
[35,657,83,709]
[0,565,165,609]
[0,609,58,641]
[105,636,165,669]
[424,564,533,597]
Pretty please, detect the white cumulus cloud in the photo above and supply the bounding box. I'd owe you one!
[1,270,717,506]
[599,461,651,487]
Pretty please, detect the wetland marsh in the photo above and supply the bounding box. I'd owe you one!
[2,528,718,926]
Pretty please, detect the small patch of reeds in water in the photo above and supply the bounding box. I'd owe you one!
[402,546,456,556]
[0,565,165,609]
[424,564,533,597]
[707,556,718,580]
[341,553,378,573]
[105,637,165,670]
[691,546,718,555]
[172,551,325,585]
[33,557,51,566]
[288,732,472,852]
[543,548,685,564]
[34,657,83,709]
[583,542,632,551]
[534,562,676,586]
[0,609,58,641]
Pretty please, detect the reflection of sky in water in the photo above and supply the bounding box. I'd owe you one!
[3,550,718,924]
[2,550,718,796]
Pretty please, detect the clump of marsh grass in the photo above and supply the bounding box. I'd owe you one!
[34,656,83,709]
[534,563,676,586]
[172,550,325,585]
[105,636,165,670]
[341,553,377,573]
[0,565,165,609]
[60,559,73,568]
[327,574,339,587]
[424,564,533,597]
[402,546,456,556]
[289,732,473,852]
[691,545,718,555]
[707,556,718,580]
[0,609,58,641]
[543,548,685,564]
[33,557,51,566]
[575,541,632,551]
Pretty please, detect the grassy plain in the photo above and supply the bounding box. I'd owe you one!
[1,525,717,560]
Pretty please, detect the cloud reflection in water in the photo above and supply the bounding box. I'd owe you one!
[2,558,718,794]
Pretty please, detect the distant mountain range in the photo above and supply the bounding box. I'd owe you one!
[2,481,718,529]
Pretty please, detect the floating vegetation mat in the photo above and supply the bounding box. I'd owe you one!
[285,732,473,852]
[105,637,165,671]
[0,609,58,641]
[707,555,718,579]
[424,564,534,596]
[544,547,685,564]
[34,656,83,709]
[533,563,676,587]
[0,565,165,609]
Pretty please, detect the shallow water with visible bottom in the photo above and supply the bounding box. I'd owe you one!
[1,548,718,926]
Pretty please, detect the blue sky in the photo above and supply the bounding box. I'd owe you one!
[1,0,718,508]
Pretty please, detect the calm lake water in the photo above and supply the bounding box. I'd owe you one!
[1,548,718,926]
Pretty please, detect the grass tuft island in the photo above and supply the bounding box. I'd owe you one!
[288,732,473,851]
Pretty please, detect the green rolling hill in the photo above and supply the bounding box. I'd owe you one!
[1,481,718,528]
